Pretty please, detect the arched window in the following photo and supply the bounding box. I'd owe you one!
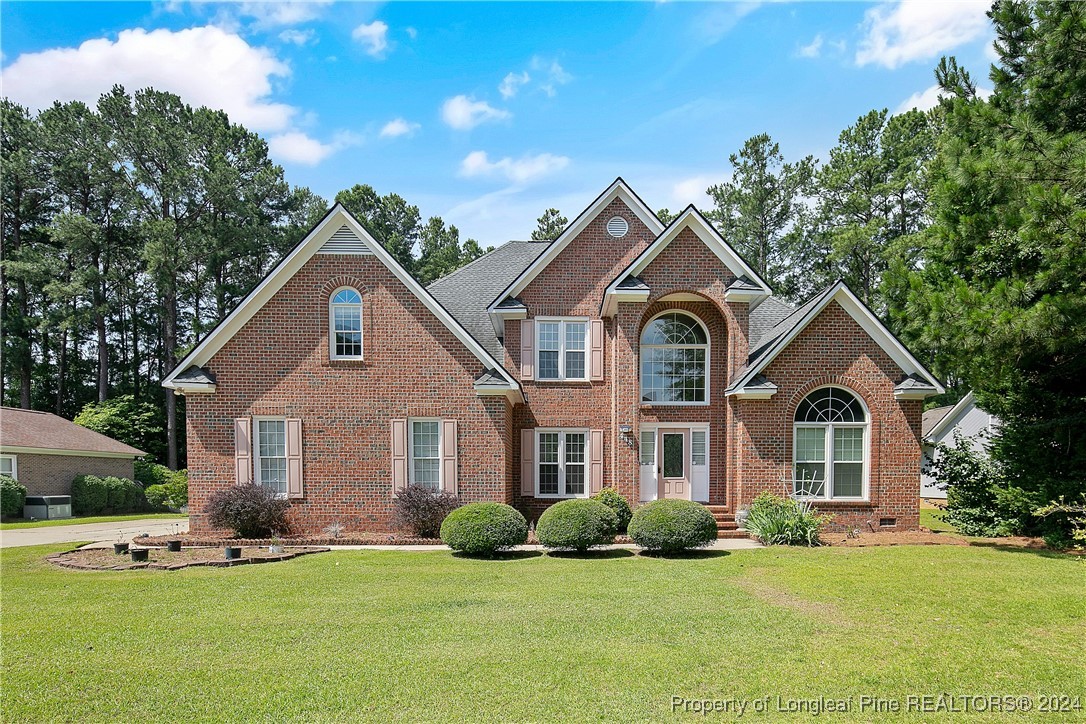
[793,387,867,499]
[330,287,363,359]
[640,312,708,404]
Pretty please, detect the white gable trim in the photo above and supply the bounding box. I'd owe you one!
[486,178,664,316]
[601,207,770,316]
[162,205,522,400]
[728,281,944,396]
[924,392,975,441]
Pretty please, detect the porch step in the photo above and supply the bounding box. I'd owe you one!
[701,505,753,540]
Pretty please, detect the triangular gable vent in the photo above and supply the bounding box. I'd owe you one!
[318,224,372,255]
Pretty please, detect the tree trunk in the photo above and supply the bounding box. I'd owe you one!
[55,327,68,415]
[94,250,108,401]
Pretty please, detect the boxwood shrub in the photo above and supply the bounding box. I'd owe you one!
[591,488,632,532]
[72,475,146,515]
[628,499,717,553]
[536,498,618,551]
[440,502,528,556]
[1,475,27,518]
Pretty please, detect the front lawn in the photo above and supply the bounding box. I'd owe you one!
[0,513,186,530]
[920,507,957,533]
[2,544,1082,721]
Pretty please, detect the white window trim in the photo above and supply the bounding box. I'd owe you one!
[791,387,871,502]
[639,310,711,406]
[329,286,364,361]
[0,454,18,480]
[535,317,589,382]
[535,428,589,499]
[408,418,443,491]
[252,416,288,499]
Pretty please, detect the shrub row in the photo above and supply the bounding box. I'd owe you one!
[72,475,146,515]
[1,475,27,518]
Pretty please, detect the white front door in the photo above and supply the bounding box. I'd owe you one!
[658,429,690,500]
[640,425,710,502]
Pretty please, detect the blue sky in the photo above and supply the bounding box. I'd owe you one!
[1,1,997,245]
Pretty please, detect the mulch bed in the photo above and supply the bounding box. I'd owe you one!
[822,529,1053,549]
[47,546,329,571]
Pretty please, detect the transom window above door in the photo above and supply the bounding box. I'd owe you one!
[640,311,709,404]
[536,319,587,380]
[793,387,868,500]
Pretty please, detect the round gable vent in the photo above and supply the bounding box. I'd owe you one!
[606,216,629,238]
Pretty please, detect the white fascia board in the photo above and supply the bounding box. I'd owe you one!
[488,305,528,338]
[924,391,975,439]
[601,289,651,317]
[487,179,664,314]
[723,289,764,303]
[895,388,939,401]
[730,283,944,395]
[0,445,142,459]
[725,385,778,400]
[163,204,522,394]
[165,382,216,395]
[475,385,525,404]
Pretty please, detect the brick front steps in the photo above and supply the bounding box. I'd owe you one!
[703,505,753,540]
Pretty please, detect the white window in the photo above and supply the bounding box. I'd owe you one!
[330,287,363,359]
[536,319,587,380]
[691,430,707,467]
[254,418,287,497]
[639,431,655,466]
[409,420,442,491]
[0,454,17,479]
[537,430,588,498]
[640,311,709,404]
[793,387,868,500]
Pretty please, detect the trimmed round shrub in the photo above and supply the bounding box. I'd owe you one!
[536,498,618,551]
[628,499,717,553]
[205,484,292,538]
[440,502,528,556]
[592,488,632,532]
[1,475,27,518]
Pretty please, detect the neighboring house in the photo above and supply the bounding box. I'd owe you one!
[0,407,146,495]
[163,179,943,534]
[920,392,999,500]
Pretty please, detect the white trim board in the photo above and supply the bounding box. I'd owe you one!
[924,391,976,441]
[162,205,523,401]
[0,445,142,460]
[727,281,944,396]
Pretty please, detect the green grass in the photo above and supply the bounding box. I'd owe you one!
[920,507,957,533]
[0,513,186,530]
[2,544,1083,722]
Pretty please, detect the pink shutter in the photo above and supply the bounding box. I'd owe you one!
[286,418,304,499]
[589,319,604,381]
[520,319,534,381]
[234,418,252,486]
[391,419,407,497]
[589,429,604,494]
[520,428,535,496]
[441,419,458,496]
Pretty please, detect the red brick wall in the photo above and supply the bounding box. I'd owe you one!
[185,254,510,534]
[7,454,135,496]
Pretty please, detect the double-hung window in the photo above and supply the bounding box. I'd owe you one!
[537,430,587,497]
[254,418,287,497]
[536,319,587,381]
[330,287,363,359]
[0,454,17,480]
[409,420,442,491]
[793,387,868,499]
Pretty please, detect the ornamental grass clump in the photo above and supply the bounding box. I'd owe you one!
[627,499,717,553]
[535,498,618,551]
[744,491,831,546]
[440,502,528,556]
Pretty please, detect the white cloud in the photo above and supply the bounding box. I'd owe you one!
[380,118,419,138]
[797,34,823,59]
[499,71,530,99]
[238,1,332,29]
[352,20,389,57]
[530,57,572,97]
[896,83,992,114]
[267,130,362,166]
[405,27,418,40]
[278,28,315,46]
[441,95,511,130]
[0,26,295,131]
[856,0,991,69]
[671,175,718,208]
[459,151,570,184]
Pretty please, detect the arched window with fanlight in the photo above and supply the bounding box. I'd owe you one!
[640,311,709,404]
[329,287,363,360]
[793,387,868,499]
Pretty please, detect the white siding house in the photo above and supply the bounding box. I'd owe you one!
[921,392,1000,499]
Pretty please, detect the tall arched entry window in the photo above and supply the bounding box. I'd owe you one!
[640,311,709,404]
[793,387,868,499]
[329,287,363,359]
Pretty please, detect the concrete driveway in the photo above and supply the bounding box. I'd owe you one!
[0,518,189,548]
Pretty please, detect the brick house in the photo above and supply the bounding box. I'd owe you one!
[164,179,942,534]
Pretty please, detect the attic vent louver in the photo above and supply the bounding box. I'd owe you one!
[606,216,629,238]
[318,225,372,255]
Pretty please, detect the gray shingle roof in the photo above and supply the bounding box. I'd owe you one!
[174,366,216,385]
[428,241,551,359]
[922,404,954,437]
[747,295,796,352]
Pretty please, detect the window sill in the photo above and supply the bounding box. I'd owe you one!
[796,498,873,507]
[327,358,367,368]
[534,493,590,500]
[640,401,710,408]
[531,379,595,385]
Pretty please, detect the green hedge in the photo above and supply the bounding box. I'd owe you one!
[440,503,528,556]
[592,488,632,532]
[628,499,718,553]
[536,498,617,551]
[1,475,27,518]
[71,475,146,515]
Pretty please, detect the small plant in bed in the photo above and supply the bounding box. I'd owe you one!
[440,502,528,556]
[628,499,717,554]
[204,484,291,539]
[536,498,617,552]
[743,491,831,546]
[392,484,461,538]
